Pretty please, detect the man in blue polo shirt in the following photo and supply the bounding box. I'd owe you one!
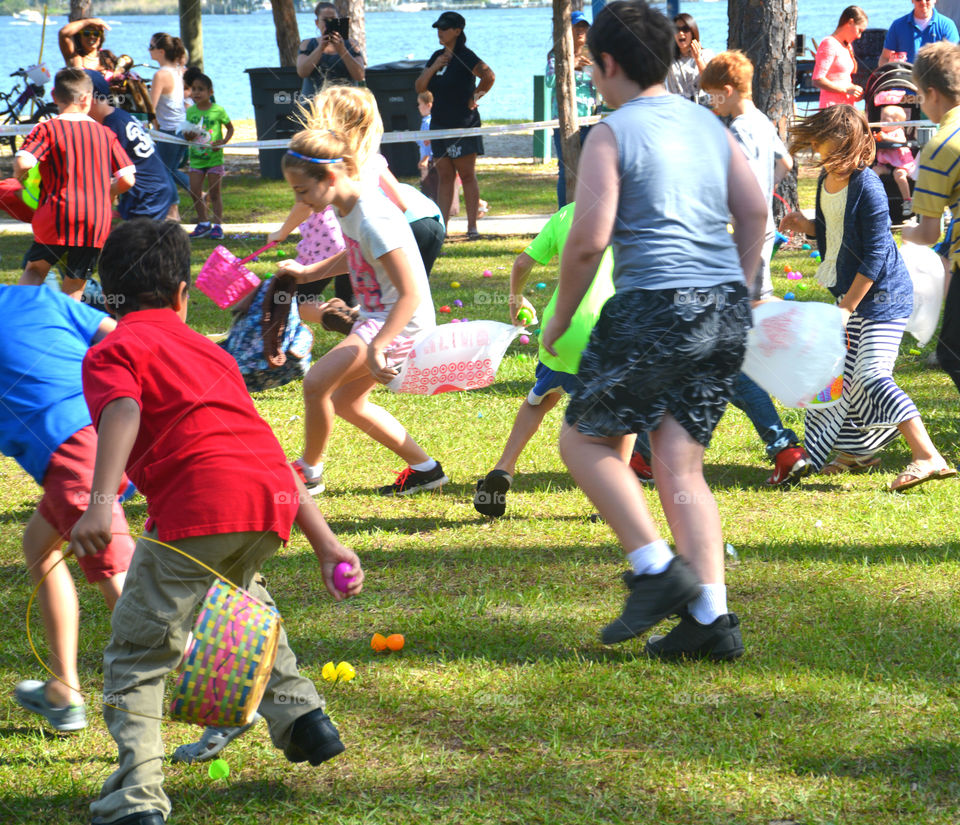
[84,70,178,221]
[879,0,959,65]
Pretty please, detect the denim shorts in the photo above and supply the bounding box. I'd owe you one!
[527,361,581,405]
[565,282,751,447]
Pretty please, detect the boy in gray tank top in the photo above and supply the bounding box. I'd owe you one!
[541,0,768,662]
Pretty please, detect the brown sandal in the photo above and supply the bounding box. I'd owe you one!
[889,462,957,492]
[820,453,881,476]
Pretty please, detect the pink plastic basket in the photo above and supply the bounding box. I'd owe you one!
[196,242,276,308]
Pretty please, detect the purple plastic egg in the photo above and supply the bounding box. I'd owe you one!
[333,562,355,593]
[453,299,463,307]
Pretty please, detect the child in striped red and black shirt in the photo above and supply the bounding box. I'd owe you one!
[14,68,135,301]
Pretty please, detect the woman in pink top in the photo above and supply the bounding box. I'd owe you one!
[813,6,869,108]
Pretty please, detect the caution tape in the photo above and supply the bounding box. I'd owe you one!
[0,115,603,153]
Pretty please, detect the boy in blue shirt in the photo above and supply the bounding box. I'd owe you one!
[0,285,133,731]
[543,0,767,661]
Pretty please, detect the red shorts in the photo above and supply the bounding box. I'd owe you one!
[37,425,133,583]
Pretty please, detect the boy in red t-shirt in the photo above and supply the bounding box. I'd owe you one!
[14,67,135,300]
[68,219,363,825]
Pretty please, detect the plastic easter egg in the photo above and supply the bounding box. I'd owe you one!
[482,269,492,277]
[453,299,463,307]
[332,562,355,593]
[335,662,356,682]
[519,334,530,344]
[439,305,451,313]
[784,292,795,300]
[802,243,811,250]
[451,281,460,289]
[371,633,388,652]
[517,307,534,325]
[321,661,338,682]
[451,318,461,323]
[386,634,405,651]
[535,282,546,290]
[208,759,230,780]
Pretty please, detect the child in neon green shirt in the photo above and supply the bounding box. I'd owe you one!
[474,202,620,517]
[184,72,233,240]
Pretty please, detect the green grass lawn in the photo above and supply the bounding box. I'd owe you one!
[1,169,960,824]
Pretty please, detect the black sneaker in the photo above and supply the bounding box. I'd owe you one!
[377,462,449,496]
[645,608,744,661]
[473,469,512,517]
[283,708,345,766]
[599,557,701,645]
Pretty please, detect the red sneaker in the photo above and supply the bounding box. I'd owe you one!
[629,452,654,484]
[767,446,812,486]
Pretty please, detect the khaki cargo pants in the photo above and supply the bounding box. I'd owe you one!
[90,528,323,823]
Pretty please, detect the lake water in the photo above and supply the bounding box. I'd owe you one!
[0,2,915,122]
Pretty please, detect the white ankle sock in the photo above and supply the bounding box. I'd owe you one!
[626,539,673,576]
[298,458,323,479]
[688,583,727,625]
[411,458,437,472]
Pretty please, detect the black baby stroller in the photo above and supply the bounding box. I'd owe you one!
[863,62,924,226]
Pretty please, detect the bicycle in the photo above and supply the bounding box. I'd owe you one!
[0,67,59,154]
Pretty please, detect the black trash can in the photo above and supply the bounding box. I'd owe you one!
[365,60,427,178]
[245,67,303,180]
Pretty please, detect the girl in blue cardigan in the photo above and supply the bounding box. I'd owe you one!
[780,105,954,491]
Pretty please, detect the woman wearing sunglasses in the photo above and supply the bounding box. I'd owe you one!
[59,18,109,71]
[665,13,713,105]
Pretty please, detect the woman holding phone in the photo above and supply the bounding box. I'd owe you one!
[298,1,365,99]
[416,11,495,241]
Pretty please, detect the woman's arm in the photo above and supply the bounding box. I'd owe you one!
[542,123,618,354]
[59,18,108,65]
[336,37,365,83]
[469,61,495,109]
[415,52,449,94]
[149,66,172,113]
[268,202,314,244]
[367,247,420,383]
[296,37,324,79]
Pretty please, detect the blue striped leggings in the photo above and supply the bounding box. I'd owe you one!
[804,314,918,471]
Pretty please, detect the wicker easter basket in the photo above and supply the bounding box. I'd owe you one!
[169,578,280,727]
[196,241,276,309]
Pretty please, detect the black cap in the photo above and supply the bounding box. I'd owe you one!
[432,11,465,30]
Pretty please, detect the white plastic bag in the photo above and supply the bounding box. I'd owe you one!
[742,301,846,409]
[899,241,945,346]
[388,320,522,395]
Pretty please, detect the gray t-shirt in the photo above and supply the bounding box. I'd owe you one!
[337,189,436,338]
[729,106,789,298]
[602,94,745,292]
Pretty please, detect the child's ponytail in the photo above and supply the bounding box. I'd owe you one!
[296,84,383,176]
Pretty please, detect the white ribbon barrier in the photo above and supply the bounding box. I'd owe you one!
[0,116,603,153]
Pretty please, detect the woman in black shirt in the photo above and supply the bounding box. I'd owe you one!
[416,11,495,240]
[297,1,365,100]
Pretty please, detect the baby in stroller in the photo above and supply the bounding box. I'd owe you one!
[874,104,917,216]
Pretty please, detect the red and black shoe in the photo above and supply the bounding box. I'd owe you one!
[766,446,812,486]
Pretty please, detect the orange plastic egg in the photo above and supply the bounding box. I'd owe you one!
[386,633,405,651]
[370,632,387,652]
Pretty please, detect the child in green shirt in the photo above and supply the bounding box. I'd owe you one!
[185,72,233,240]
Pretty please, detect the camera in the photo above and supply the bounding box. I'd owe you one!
[324,17,350,40]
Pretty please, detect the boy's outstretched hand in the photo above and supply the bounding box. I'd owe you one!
[319,545,364,601]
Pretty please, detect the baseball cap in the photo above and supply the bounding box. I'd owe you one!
[571,10,589,26]
[432,11,466,30]
[84,69,111,100]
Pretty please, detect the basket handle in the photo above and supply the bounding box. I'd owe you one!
[238,241,278,265]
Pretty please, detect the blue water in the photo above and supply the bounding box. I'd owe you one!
[0,2,911,121]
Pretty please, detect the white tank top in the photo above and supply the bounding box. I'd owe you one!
[153,66,185,131]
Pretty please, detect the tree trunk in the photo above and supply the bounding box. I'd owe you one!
[337,0,366,65]
[553,0,580,202]
[69,0,91,22]
[180,0,203,70]
[272,0,301,67]
[728,0,798,217]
